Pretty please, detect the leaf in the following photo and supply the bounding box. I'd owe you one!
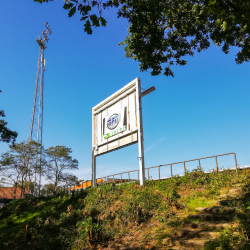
[63,3,74,10]
[84,20,92,34]
[99,17,107,27]
[215,19,221,27]
[220,8,226,15]
[164,67,174,77]
[200,7,211,15]
[240,24,247,33]
[221,21,227,31]
[80,16,88,21]
[68,6,76,17]
[208,0,216,5]
[90,14,100,27]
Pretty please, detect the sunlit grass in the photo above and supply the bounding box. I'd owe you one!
[0,168,250,249]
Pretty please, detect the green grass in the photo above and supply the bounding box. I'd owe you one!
[185,197,211,211]
[1,168,250,250]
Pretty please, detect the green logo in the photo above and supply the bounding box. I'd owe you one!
[104,133,110,139]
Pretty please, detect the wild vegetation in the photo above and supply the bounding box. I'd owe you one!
[0,90,18,144]
[0,142,79,196]
[1,167,250,249]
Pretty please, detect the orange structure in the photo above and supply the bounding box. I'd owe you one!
[68,178,135,191]
[0,187,30,200]
[68,179,103,191]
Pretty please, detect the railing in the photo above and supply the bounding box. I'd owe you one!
[98,152,238,184]
[0,153,241,204]
[98,169,140,185]
[146,152,237,181]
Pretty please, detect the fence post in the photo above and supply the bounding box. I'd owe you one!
[170,164,172,177]
[215,156,218,173]
[158,166,160,180]
[234,153,238,173]
[198,159,201,170]
[184,162,186,174]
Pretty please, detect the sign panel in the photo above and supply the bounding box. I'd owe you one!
[92,78,140,156]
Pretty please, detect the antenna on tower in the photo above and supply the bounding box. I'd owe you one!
[29,22,52,196]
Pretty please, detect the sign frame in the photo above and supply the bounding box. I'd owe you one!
[92,78,145,186]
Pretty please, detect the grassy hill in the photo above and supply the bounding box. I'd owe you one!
[1,167,250,250]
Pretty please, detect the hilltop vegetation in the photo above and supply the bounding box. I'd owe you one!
[1,167,250,249]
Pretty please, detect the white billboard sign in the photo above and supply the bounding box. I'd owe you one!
[92,78,145,186]
[92,78,140,156]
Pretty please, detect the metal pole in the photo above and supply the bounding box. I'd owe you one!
[198,159,201,170]
[170,164,172,177]
[120,174,122,184]
[92,147,96,187]
[113,175,114,182]
[136,78,145,186]
[184,162,186,174]
[138,170,139,181]
[128,172,130,182]
[215,156,218,172]
[234,153,238,173]
[158,166,160,180]
[38,53,44,197]
[148,168,149,180]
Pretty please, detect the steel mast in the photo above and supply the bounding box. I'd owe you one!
[29,22,52,195]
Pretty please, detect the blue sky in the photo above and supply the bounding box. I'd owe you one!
[1,0,250,182]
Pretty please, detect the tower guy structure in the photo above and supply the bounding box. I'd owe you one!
[29,22,52,195]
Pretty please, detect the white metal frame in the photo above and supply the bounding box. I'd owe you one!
[92,78,145,187]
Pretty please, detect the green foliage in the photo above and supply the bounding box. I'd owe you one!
[0,90,18,144]
[34,0,250,77]
[205,227,250,250]
[1,168,250,249]
[0,140,43,194]
[45,145,79,192]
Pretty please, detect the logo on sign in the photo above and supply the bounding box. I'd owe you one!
[107,113,121,130]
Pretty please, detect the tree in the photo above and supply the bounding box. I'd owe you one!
[60,173,79,187]
[0,90,18,144]
[14,181,36,193]
[0,141,42,198]
[45,146,79,193]
[34,0,250,76]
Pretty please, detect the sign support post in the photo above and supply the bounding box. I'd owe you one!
[92,147,96,187]
[136,78,145,186]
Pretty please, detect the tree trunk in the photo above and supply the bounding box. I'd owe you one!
[21,176,24,199]
[13,182,17,199]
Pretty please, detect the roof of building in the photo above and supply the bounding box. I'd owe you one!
[0,187,30,199]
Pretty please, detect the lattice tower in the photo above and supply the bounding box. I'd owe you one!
[29,22,52,194]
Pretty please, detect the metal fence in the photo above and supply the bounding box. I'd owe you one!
[0,152,242,203]
[98,152,238,185]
